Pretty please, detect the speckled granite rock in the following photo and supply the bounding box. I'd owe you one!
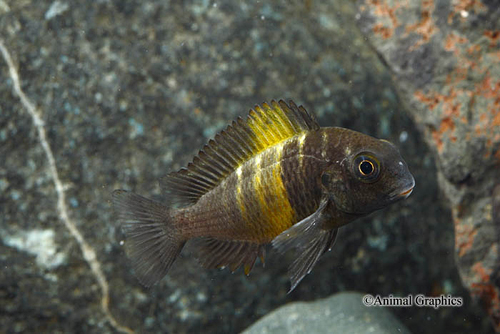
[243,292,411,334]
[355,0,500,331]
[0,1,494,333]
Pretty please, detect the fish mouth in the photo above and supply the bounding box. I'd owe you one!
[398,186,414,198]
[389,180,415,201]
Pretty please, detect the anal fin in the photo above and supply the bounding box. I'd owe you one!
[272,196,338,292]
[193,238,266,275]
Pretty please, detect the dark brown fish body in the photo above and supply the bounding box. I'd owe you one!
[113,100,415,291]
[177,129,363,241]
[176,130,323,242]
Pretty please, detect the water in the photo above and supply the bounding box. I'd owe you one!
[0,1,497,333]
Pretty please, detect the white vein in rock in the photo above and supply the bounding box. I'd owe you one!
[0,39,134,334]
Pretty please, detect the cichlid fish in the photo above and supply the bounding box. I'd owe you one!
[113,100,415,291]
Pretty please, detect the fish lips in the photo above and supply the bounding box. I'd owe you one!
[388,177,416,202]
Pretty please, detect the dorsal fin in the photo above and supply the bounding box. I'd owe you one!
[161,99,320,205]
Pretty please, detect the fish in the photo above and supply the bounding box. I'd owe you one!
[112,99,415,292]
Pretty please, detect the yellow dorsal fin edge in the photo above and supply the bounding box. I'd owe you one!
[160,99,320,205]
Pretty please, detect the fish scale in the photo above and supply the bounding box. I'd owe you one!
[113,99,415,290]
[178,140,296,242]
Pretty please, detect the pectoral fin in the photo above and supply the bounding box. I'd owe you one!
[272,197,338,292]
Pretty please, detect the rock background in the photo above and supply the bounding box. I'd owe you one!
[0,0,495,333]
[243,292,411,334]
[355,0,500,331]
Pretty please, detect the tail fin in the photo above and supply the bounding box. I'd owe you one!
[112,190,185,287]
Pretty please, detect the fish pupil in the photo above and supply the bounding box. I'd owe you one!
[360,160,373,175]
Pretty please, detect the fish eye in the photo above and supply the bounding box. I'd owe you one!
[353,154,380,182]
[360,160,374,175]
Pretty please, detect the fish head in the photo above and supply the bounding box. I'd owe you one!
[322,131,415,215]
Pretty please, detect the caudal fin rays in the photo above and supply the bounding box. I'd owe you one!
[112,190,185,287]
